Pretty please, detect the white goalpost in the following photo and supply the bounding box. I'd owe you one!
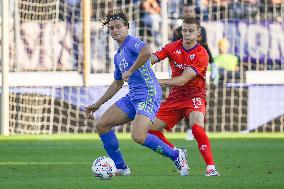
[1,0,9,136]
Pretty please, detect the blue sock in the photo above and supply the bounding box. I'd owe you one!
[143,133,179,161]
[99,130,127,169]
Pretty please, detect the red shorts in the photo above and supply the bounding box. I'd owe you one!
[156,97,206,131]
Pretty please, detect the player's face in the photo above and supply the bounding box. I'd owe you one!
[108,19,128,43]
[181,23,200,43]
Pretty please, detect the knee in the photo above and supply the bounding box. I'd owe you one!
[149,118,166,131]
[190,120,204,128]
[131,132,146,145]
[189,114,204,128]
[96,120,110,134]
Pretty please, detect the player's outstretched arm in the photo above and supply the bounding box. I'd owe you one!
[122,45,152,81]
[159,67,197,87]
[85,80,124,118]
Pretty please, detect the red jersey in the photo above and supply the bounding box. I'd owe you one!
[154,40,208,101]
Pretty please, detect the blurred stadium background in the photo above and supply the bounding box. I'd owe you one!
[1,1,284,189]
[0,0,284,135]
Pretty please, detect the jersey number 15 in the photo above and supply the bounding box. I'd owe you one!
[192,97,202,109]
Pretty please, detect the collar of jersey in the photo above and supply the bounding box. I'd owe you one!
[182,42,199,53]
[119,35,131,50]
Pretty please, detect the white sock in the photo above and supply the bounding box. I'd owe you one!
[186,129,194,140]
[207,165,216,170]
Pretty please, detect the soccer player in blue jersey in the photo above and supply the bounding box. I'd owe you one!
[85,12,189,176]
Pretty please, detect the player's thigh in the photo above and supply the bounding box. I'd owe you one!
[188,111,205,127]
[97,104,131,131]
[131,114,152,144]
[155,104,184,131]
[185,97,206,127]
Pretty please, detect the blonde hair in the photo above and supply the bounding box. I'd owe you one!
[218,38,230,49]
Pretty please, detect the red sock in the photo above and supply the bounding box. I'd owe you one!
[192,124,215,165]
[148,130,175,148]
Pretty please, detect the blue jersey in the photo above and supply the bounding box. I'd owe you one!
[114,35,162,101]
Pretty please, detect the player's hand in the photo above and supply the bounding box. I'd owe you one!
[158,79,167,87]
[85,104,100,118]
[122,70,133,81]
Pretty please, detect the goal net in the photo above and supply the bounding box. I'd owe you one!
[8,0,90,134]
[3,0,284,134]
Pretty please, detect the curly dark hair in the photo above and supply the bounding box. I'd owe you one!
[102,11,129,28]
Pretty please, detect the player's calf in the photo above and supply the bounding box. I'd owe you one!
[131,131,147,145]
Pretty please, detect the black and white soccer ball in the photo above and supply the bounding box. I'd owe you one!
[92,156,116,180]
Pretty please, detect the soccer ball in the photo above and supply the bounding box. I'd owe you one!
[92,156,116,180]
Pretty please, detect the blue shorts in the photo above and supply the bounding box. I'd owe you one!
[115,95,161,123]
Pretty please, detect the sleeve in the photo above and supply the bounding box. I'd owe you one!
[113,58,122,80]
[129,38,146,56]
[154,43,171,61]
[191,52,209,75]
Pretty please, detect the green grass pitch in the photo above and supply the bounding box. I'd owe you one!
[0,133,284,189]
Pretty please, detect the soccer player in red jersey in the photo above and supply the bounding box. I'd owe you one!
[148,17,220,176]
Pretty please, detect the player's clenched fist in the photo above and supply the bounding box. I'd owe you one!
[122,70,133,81]
[85,104,100,118]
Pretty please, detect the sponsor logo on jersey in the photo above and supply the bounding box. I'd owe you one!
[173,61,188,70]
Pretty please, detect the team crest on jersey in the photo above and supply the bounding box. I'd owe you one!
[189,54,195,60]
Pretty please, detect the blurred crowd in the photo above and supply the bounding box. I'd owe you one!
[86,0,283,83]
[89,0,284,21]
[5,0,284,83]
